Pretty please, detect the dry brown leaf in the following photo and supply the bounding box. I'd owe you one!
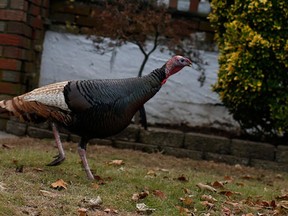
[201,194,217,203]
[241,174,254,180]
[91,183,100,190]
[236,182,245,187]
[51,179,68,190]
[78,208,88,216]
[2,144,14,149]
[0,182,6,191]
[200,201,215,209]
[196,183,217,192]
[39,190,58,198]
[224,175,234,182]
[153,190,166,200]
[183,188,193,194]
[219,190,234,197]
[104,208,118,214]
[33,168,44,172]
[277,193,288,200]
[176,206,191,215]
[108,160,124,166]
[132,190,149,201]
[180,197,193,206]
[212,181,225,189]
[146,170,157,177]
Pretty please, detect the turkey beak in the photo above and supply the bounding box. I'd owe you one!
[187,59,192,67]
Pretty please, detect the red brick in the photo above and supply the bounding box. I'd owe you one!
[0,9,26,21]
[0,70,21,83]
[33,29,44,40]
[41,8,49,18]
[3,47,26,60]
[0,0,8,8]
[0,58,22,71]
[24,62,35,73]
[42,0,49,9]
[0,46,3,55]
[0,21,5,31]
[29,4,40,16]
[0,81,23,95]
[7,22,32,37]
[0,34,31,49]
[29,0,41,6]
[10,0,28,11]
[28,15,43,29]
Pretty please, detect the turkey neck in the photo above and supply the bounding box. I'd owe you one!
[127,65,166,111]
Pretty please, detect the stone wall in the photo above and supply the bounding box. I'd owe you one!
[6,119,288,172]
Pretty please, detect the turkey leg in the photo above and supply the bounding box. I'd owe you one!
[78,138,94,180]
[47,123,66,166]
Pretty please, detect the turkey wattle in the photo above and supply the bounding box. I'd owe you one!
[0,55,192,180]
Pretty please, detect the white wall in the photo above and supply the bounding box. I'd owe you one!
[40,31,239,131]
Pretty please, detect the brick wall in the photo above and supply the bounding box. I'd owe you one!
[0,0,49,129]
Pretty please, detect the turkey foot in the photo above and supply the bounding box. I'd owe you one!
[47,123,66,166]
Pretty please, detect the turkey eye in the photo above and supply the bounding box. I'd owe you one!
[180,58,185,63]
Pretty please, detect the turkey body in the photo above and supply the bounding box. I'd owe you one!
[62,70,164,138]
[0,55,192,180]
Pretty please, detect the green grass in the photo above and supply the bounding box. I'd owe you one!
[0,137,287,215]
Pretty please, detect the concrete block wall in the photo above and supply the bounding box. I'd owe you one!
[5,119,288,172]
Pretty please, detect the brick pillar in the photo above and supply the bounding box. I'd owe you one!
[0,0,49,130]
[189,0,200,12]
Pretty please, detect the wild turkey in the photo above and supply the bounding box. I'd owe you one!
[0,55,192,180]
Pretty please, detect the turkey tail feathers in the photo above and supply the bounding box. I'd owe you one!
[0,97,71,125]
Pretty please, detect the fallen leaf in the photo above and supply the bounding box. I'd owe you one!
[146,170,157,177]
[236,182,245,187]
[224,176,234,182]
[201,194,217,203]
[175,206,191,214]
[200,201,215,209]
[108,160,124,166]
[104,208,118,214]
[277,193,288,200]
[51,179,68,190]
[39,190,58,198]
[91,183,100,190]
[196,183,217,192]
[132,190,149,201]
[219,190,234,197]
[241,174,254,180]
[153,190,166,200]
[136,203,155,214]
[180,197,193,206]
[33,168,44,172]
[81,196,102,209]
[212,181,225,189]
[183,188,193,194]
[78,208,88,216]
[0,182,6,191]
[94,175,106,185]
[2,144,13,149]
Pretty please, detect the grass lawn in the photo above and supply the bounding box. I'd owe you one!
[0,137,287,215]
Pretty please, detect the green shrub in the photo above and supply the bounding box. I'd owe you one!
[209,0,288,137]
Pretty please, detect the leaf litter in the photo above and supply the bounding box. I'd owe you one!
[0,137,288,215]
